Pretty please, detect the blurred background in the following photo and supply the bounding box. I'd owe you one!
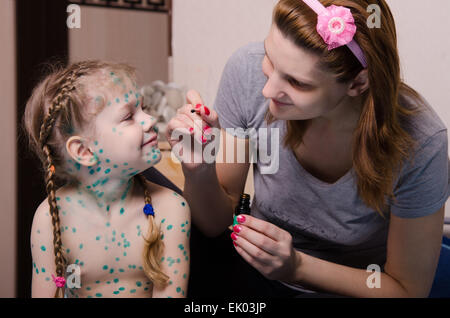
[1,0,449,297]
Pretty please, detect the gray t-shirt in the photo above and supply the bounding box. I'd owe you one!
[214,42,450,292]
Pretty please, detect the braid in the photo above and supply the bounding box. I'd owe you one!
[38,69,81,298]
[136,175,169,288]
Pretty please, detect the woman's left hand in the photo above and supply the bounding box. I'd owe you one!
[231,214,301,283]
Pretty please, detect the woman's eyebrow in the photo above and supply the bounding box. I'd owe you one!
[263,40,316,86]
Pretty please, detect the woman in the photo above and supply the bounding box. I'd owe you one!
[167,0,448,297]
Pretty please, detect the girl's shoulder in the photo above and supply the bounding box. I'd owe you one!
[142,180,191,226]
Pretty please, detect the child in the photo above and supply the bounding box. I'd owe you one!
[24,61,191,298]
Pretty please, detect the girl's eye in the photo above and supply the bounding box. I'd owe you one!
[123,113,133,121]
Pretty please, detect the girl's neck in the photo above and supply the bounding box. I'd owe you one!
[73,174,139,215]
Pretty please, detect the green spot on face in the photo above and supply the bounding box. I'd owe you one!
[103,265,108,270]
[40,245,46,251]
[95,293,102,298]
[167,225,173,230]
[136,281,142,287]
[79,244,83,250]
[120,208,124,215]
[105,169,111,174]
[96,236,101,241]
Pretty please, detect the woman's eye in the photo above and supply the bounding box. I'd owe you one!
[288,78,311,90]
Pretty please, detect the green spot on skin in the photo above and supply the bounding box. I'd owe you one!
[40,246,46,251]
[120,208,124,215]
[167,225,173,230]
[103,265,108,270]
[181,202,186,207]
[114,278,119,283]
[105,169,111,174]
[136,281,142,287]
[65,197,71,202]
[96,293,102,298]
[130,289,136,294]
[79,244,83,249]
[96,236,101,241]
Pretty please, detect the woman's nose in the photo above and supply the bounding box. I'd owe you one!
[262,74,285,100]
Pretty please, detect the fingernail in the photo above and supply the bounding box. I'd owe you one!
[236,215,246,224]
[230,232,238,241]
[201,136,207,144]
[233,241,238,247]
[189,127,194,133]
[233,225,241,233]
[203,125,211,132]
[204,106,210,116]
[196,104,202,109]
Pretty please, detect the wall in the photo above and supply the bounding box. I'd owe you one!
[172,0,450,217]
[0,0,17,298]
[69,6,169,85]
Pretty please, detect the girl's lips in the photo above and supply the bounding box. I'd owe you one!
[272,99,293,107]
[142,135,158,148]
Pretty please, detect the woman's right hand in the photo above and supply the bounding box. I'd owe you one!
[165,90,221,172]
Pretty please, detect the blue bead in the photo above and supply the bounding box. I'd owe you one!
[143,204,154,216]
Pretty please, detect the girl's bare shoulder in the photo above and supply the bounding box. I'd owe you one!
[143,181,190,223]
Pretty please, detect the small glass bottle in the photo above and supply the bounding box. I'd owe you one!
[232,193,251,227]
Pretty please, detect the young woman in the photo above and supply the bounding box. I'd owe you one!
[167,0,448,297]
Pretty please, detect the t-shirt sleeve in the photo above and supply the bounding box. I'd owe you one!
[390,129,450,218]
[214,46,251,139]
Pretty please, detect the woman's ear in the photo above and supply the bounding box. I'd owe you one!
[66,136,98,167]
[347,69,369,97]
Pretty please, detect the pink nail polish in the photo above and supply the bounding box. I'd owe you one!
[236,215,246,224]
[189,127,194,133]
[233,241,238,247]
[233,225,241,233]
[196,104,202,109]
[231,232,238,241]
[204,106,210,116]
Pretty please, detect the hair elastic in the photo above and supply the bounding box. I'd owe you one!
[302,0,368,68]
[143,203,155,217]
[52,274,66,288]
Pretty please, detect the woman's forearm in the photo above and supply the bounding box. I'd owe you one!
[293,251,423,298]
[182,164,234,237]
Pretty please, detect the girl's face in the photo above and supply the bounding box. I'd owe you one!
[84,71,161,178]
[261,24,358,125]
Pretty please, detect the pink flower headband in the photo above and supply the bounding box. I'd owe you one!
[302,0,368,68]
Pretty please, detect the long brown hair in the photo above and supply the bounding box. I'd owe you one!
[269,0,423,216]
[23,61,168,297]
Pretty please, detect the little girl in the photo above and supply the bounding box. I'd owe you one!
[24,61,191,298]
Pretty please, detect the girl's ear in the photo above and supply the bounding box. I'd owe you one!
[347,69,369,97]
[66,136,98,167]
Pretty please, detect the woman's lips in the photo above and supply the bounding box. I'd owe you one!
[272,99,293,107]
[142,135,158,148]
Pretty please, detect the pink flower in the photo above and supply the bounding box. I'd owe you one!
[316,5,357,50]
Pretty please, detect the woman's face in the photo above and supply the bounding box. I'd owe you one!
[262,24,356,124]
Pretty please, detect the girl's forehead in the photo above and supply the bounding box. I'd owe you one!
[87,70,138,101]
